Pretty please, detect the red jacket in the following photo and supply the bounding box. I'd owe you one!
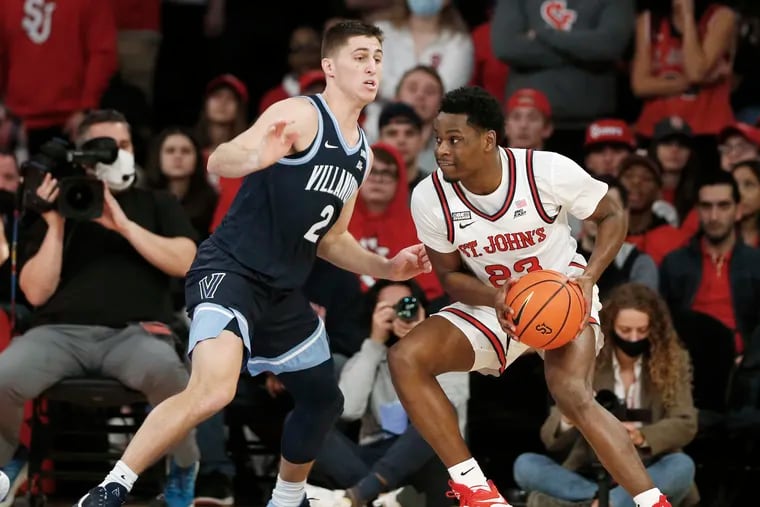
[0,0,118,129]
[469,22,509,105]
[348,143,444,301]
[112,0,160,31]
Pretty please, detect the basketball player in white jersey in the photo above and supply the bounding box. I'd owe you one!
[389,87,673,507]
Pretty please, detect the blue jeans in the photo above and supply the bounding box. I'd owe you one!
[197,411,236,478]
[311,426,449,507]
[513,452,695,507]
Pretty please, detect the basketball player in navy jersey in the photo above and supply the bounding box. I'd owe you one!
[76,21,431,507]
[390,87,673,507]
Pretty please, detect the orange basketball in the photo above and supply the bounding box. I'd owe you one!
[505,269,587,350]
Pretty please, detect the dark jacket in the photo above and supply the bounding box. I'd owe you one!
[660,237,760,349]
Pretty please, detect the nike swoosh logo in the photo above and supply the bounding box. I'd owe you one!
[458,221,475,229]
[512,291,533,327]
[460,466,475,476]
[324,141,338,149]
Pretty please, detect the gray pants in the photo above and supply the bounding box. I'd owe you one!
[0,324,199,467]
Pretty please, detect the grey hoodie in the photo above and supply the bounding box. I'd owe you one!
[492,0,635,128]
[339,338,470,445]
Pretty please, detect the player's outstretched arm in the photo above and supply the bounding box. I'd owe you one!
[206,97,318,178]
[317,193,431,280]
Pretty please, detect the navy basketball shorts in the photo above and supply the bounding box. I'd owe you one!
[184,269,330,376]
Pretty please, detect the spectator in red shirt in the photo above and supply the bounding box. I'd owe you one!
[504,88,552,150]
[583,119,636,178]
[660,170,760,357]
[619,154,689,265]
[469,20,508,106]
[195,74,249,187]
[111,0,161,104]
[0,0,118,154]
[348,143,445,306]
[258,26,322,115]
[717,122,760,172]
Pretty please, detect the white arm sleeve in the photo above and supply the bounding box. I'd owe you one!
[410,179,458,253]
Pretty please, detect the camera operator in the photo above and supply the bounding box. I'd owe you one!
[0,110,200,507]
[513,284,698,507]
[307,279,469,507]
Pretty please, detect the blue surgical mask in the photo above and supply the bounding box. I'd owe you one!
[407,0,445,17]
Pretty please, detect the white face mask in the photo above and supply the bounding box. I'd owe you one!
[95,149,135,192]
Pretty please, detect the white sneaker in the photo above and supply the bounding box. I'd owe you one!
[304,484,350,507]
[372,488,403,507]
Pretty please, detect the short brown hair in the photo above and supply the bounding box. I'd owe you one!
[78,109,130,138]
[321,20,383,58]
[396,65,444,96]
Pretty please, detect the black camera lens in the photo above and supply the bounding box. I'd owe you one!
[65,183,95,211]
[394,296,419,322]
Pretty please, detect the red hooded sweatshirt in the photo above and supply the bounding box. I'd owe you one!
[0,0,118,129]
[348,143,444,301]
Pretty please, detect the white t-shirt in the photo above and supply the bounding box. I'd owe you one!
[374,20,474,101]
[411,148,607,285]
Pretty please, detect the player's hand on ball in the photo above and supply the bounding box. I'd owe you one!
[494,279,517,335]
[255,120,299,170]
[569,274,593,333]
[387,243,432,281]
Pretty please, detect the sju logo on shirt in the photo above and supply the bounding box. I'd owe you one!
[22,0,56,44]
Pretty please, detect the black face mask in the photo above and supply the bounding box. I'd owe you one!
[611,331,650,358]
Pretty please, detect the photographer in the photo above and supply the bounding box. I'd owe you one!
[513,284,698,507]
[308,279,469,507]
[0,110,200,507]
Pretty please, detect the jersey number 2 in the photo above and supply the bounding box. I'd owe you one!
[485,256,542,287]
[304,205,335,243]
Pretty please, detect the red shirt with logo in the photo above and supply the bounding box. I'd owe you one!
[0,0,118,129]
[635,4,735,137]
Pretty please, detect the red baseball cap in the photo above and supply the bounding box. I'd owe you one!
[718,122,760,147]
[206,74,249,104]
[299,70,326,92]
[584,119,636,148]
[506,88,551,118]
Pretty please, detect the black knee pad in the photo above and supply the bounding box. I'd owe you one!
[279,360,345,463]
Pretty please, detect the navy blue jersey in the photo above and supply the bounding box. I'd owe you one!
[191,94,370,289]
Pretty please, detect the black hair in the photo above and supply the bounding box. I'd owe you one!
[359,278,428,340]
[78,109,130,138]
[696,170,741,204]
[439,86,505,144]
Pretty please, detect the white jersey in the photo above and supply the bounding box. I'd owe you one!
[411,148,608,286]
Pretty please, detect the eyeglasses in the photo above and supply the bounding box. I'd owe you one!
[719,141,755,155]
[368,169,398,181]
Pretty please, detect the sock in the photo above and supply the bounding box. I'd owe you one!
[99,460,137,491]
[270,474,306,507]
[448,458,488,489]
[633,488,667,507]
[354,474,384,502]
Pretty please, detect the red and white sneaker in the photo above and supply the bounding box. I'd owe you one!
[446,480,511,507]
[648,495,672,507]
